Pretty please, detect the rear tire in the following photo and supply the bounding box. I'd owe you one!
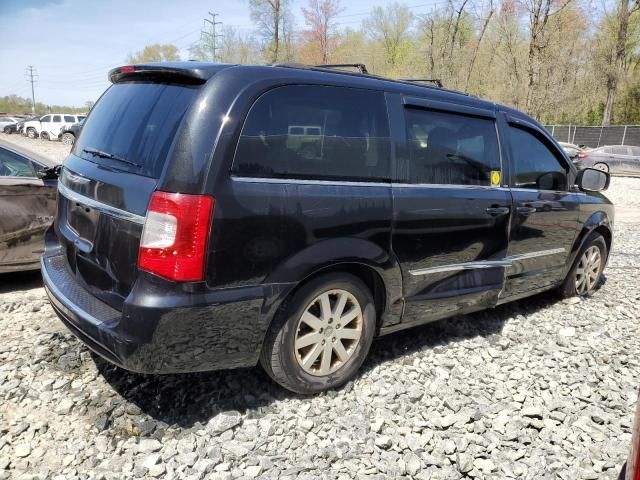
[559,232,607,298]
[593,162,609,173]
[260,273,376,394]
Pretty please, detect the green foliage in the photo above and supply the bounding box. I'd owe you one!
[617,83,640,124]
[0,95,86,115]
[126,44,181,64]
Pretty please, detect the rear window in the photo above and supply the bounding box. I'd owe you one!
[74,82,199,178]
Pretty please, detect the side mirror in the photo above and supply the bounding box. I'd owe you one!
[576,168,610,192]
[36,165,60,180]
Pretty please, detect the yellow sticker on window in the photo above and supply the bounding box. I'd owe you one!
[491,170,501,186]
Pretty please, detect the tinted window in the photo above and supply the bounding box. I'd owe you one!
[41,115,51,122]
[509,126,567,190]
[53,115,62,122]
[74,82,199,178]
[233,85,390,181]
[611,146,629,155]
[0,148,36,177]
[64,115,75,122]
[405,108,499,185]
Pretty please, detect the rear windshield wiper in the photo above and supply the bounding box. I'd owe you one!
[82,147,142,169]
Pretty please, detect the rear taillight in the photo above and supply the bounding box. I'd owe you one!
[138,191,214,282]
[577,153,589,159]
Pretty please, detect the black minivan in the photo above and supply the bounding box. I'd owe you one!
[42,62,614,393]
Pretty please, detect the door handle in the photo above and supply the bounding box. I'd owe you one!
[517,206,537,216]
[486,206,510,216]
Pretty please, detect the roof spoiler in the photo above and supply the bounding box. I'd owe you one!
[108,65,209,84]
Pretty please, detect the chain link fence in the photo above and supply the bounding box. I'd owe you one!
[544,125,640,148]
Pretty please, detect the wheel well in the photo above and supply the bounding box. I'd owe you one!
[285,263,387,327]
[594,225,612,253]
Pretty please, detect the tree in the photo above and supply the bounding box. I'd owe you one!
[363,2,414,68]
[126,44,181,64]
[301,0,345,64]
[250,0,291,63]
[601,0,640,125]
[522,0,575,115]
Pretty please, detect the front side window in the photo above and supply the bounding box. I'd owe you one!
[508,126,567,191]
[404,108,499,185]
[0,149,36,177]
[233,85,391,181]
[41,115,51,122]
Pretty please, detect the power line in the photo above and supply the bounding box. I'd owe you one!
[25,66,38,114]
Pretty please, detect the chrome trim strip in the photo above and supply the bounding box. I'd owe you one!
[409,260,511,276]
[508,247,566,261]
[231,176,390,187]
[408,248,566,276]
[231,176,509,190]
[58,182,145,225]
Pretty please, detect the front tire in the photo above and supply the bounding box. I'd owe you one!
[260,273,376,394]
[560,233,607,298]
[593,162,609,173]
[61,132,75,145]
[27,128,37,139]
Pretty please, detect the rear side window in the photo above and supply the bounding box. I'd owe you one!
[611,146,630,155]
[508,126,567,190]
[53,115,62,122]
[404,108,499,185]
[233,85,391,181]
[64,115,75,122]
[74,82,199,178]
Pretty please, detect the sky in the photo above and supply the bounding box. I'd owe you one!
[0,0,420,108]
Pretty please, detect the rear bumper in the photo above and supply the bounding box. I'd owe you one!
[41,253,287,374]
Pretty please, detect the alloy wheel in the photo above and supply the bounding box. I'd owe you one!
[294,289,363,376]
[593,163,609,173]
[575,245,602,294]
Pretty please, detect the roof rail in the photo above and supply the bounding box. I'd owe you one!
[314,63,369,74]
[399,78,443,88]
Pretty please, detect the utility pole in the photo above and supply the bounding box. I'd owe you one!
[25,65,38,114]
[202,12,223,62]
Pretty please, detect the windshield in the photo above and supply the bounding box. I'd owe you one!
[73,82,199,178]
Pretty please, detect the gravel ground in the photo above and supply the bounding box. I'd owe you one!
[0,132,71,164]
[1,138,639,479]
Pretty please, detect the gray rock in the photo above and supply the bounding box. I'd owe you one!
[138,439,162,453]
[375,435,392,449]
[207,411,242,435]
[14,444,31,458]
[456,453,473,473]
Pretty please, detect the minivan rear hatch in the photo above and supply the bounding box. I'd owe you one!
[56,76,201,310]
